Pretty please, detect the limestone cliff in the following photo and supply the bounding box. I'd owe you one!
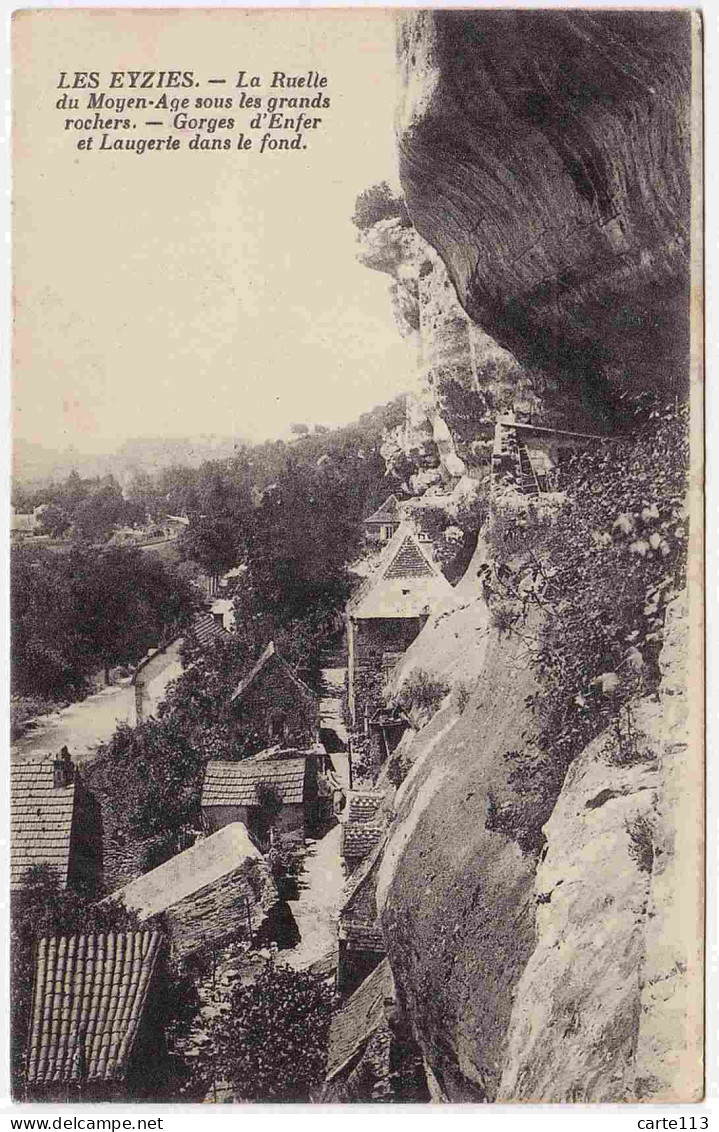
[396,10,696,423]
[374,572,701,1101]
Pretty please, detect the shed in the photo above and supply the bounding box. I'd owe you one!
[228,641,320,752]
[11,751,100,892]
[202,748,321,845]
[25,931,165,1101]
[104,823,277,958]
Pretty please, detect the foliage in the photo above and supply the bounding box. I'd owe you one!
[625,814,655,875]
[97,718,207,840]
[391,668,450,721]
[386,752,412,789]
[482,398,689,852]
[211,957,335,1102]
[256,781,284,826]
[11,544,198,698]
[352,181,411,232]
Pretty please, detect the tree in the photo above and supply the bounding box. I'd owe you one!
[352,181,412,232]
[212,957,335,1101]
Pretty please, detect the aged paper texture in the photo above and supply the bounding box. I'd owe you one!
[10,7,704,1110]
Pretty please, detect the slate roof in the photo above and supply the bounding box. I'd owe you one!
[202,755,309,807]
[325,959,394,1081]
[229,641,317,706]
[347,523,454,620]
[341,824,384,862]
[106,823,264,920]
[364,495,400,525]
[11,757,78,890]
[26,931,163,1086]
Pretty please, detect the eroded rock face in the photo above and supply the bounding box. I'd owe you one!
[396,10,695,422]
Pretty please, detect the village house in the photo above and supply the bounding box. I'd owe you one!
[202,747,322,846]
[227,641,320,753]
[363,494,401,543]
[337,839,387,997]
[104,823,278,959]
[11,750,100,892]
[24,930,165,1102]
[341,791,385,874]
[133,610,228,724]
[346,524,454,724]
[321,958,396,1102]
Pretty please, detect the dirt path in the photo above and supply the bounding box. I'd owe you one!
[284,824,345,971]
[11,681,134,764]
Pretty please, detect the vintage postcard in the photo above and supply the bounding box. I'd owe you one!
[9,7,704,1109]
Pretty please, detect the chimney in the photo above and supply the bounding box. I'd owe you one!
[212,611,224,627]
[53,746,74,789]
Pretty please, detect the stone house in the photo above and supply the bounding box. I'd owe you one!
[104,823,277,958]
[202,748,321,846]
[321,959,396,1101]
[341,791,386,874]
[346,524,454,724]
[364,494,401,543]
[11,750,101,893]
[227,641,319,752]
[24,930,166,1102]
[338,840,387,997]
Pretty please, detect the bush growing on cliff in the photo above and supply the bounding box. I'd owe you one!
[352,181,411,232]
[391,668,450,722]
[483,397,689,852]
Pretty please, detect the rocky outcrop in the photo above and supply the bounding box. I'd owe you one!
[497,592,701,1102]
[374,574,701,1101]
[396,11,696,422]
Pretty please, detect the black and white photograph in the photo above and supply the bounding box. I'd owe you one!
[8,6,705,1111]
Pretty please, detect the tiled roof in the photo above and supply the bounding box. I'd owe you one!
[340,920,386,952]
[26,931,162,1085]
[342,824,384,861]
[202,756,308,807]
[326,959,394,1081]
[384,536,435,579]
[365,495,400,524]
[347,793,384,825]
[189,612,227,649]
[11,758,77,890]
[229,641,316,706]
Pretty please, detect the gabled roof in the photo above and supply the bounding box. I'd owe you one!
[26,931,163,1086]
[106,823,264,920]
[325,959,394,1081]
[229,641,317,706]
[189,611,227,649]
[347,523,454,619]
[364,495,400,525]
[347,792,384,825]
[202,754,311,807]
[11,758,78,890]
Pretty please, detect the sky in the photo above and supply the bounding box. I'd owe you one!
[12,10,417,457]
